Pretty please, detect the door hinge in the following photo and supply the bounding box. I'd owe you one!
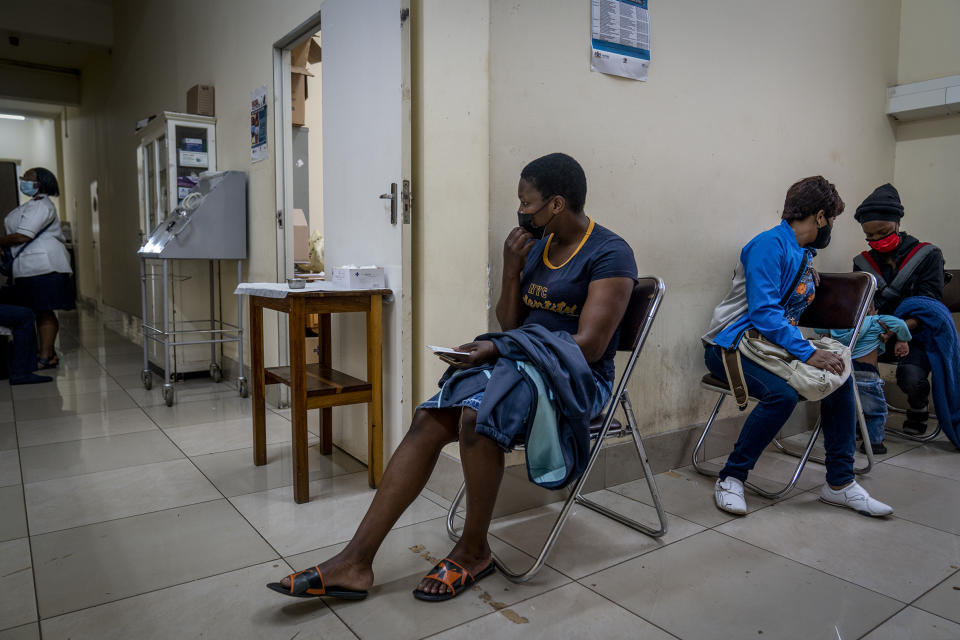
[401,180,412,224]
[276,209,283,228]
[400,8,410,23]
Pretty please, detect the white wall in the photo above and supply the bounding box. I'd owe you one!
[0,116,61,214]
[892,0,960,271]
[484,0,901,435]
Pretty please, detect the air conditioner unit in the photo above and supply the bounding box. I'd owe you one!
[887,74,960,121]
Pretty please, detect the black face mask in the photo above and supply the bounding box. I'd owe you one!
[518,196,556,239]
[807,220,832,249]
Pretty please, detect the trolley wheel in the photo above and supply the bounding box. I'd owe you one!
[141,370,153,390]
[209,363,223,383]
[238,378,249,398]
[163,385,175,407]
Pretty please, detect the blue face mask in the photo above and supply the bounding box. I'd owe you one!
[19,180,38,197]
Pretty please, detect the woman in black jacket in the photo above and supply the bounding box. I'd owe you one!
[852,183,950,434]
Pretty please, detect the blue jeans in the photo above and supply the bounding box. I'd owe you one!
[0,303,39,378]
[705,345,856,487]
[853,361,886,445]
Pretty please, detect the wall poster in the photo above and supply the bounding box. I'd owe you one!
[591,0,650,81]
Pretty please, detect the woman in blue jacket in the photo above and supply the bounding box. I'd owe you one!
[267,153,637,602]
[702,176,892,517]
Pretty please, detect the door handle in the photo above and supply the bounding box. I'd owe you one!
[379,182,398,225]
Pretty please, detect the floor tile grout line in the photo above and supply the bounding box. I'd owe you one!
[707,527,920,605]
[35,557,292,624]
[8,378,43,637]
[573,580,684,640]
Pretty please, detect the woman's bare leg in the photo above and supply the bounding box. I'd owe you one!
[279,408,459,590]
[36,311,58,360]
[416,408,504,596]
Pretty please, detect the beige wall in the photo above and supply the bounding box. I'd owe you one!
[897,0,960,84]
[411,0,492,403]
[484,0,901,435]
[892,0,960,271]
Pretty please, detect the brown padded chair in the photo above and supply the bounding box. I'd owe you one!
[886,268,960,442]
[692,272,877,499]
[445,276,667,583]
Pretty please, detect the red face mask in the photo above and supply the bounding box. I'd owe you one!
[868,232,901,253]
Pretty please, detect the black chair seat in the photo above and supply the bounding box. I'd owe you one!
[700,373,728,390]
[589,415,622,437]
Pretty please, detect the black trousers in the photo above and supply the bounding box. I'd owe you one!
[895,340,932,412]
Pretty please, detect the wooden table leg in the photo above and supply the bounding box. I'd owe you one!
[289,297,310,503]
[251,297,267,466]
[366,294,383,487]
[319,313,333,455]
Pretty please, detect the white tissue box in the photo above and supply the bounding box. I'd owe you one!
[331,266,385,290]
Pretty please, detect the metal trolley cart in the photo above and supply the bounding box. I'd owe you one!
[138,170,248,406]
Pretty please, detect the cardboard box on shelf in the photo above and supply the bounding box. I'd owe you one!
[290,38,322,69]
[331,266,386,290]
[291,73,307,127]
[186,84,215,116]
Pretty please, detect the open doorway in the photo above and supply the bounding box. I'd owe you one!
[289,33,324,276]
[272,1,412,466]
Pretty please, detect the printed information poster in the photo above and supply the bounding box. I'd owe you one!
[591,0,651,81]
[250,85,268,163]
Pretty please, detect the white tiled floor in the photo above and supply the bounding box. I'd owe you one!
[2,308,959,639]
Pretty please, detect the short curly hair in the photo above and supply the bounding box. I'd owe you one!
[781,175,844,222]
[520,153,587,213]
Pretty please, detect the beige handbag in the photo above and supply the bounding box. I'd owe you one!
[722,329,852,409]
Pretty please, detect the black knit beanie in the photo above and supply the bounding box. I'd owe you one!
[854,183,904,223]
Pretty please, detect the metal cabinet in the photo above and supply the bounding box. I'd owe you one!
[136,111,221,392]
[137,112,217,239]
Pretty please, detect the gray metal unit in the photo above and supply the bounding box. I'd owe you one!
[138,170,247,260]
[137,170,248,406]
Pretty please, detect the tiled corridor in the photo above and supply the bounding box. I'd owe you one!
[1,309,959,639]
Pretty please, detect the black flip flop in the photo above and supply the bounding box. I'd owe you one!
[266,566,368,600]
[412,557,496,602]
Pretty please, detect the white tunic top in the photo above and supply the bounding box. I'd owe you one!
[4,195,72,278]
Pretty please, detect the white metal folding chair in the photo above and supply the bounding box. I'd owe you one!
[445,276,667,583]
[692,272,877,499]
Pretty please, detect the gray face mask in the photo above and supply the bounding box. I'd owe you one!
[517,196,556,239]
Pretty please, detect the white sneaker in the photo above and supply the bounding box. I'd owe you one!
[715,477,747,515]
[819,481,893,517]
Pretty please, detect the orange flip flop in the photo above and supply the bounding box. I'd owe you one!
[266,566,368,600]
[412,557,496,602]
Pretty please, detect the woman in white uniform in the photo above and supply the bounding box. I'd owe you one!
[0,167,74,368]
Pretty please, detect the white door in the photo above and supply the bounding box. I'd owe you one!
[89,180,103,308]
[322,0,411,459]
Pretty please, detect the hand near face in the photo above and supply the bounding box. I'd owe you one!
[503,227,534,276]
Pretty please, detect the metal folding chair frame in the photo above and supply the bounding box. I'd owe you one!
[692,273,877,499]
[445,276,667,584]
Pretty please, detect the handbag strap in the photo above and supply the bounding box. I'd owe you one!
[11,219,56,262]
[721,347,749,411]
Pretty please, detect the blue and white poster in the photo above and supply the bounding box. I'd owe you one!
[250,85,268,163]
[591,0,650,81]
